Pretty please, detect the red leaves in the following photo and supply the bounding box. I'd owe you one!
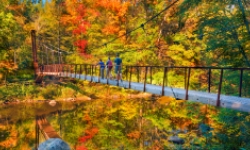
[77,114,99,149]
[76,4,86,17]
[77,127,99,150]
[78,135,92,143]
[68,3,90,56]
[74,40,88,53]
[72,4,90,34]
[76,145,88,150]
[85,127,99,136]
[78,127,99,142]
[72,20,90,35]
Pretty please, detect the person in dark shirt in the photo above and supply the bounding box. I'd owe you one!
[97,59,105,79]
[114,53,122,80]
[106,57,113,79]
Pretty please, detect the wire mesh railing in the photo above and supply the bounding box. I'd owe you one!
[40,64,250,104]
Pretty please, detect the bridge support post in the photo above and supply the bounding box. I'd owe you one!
[216,69,224,107]
[31,30,39,79]
[239,69,243,97]
[75,65,77,78]
[126,66,128,81]
[79,65,82,79]
[137,67,140,83]
[68,65,70,77]
[129,66,132,89]
[162,67,167,96]
[208,68,211,93]
[91,65,93,82]
[150,67,153,84]
[71,65,74,78]
[185,68,191,100]
[143,67,148,92]
[84,65,87,80]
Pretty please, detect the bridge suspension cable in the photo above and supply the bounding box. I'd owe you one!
[86,0,180,51]
[43,44,73,54]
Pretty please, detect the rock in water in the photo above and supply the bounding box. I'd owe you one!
[168,136,184,144]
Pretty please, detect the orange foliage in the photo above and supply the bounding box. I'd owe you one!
[76,145,88,150]
[0,128,18,148]
[127,131,141,139]
[83,114,92,122]
[102,24,120,35]
[95,0,129,36]
[0,61,18,71]
[96,0,129,18]
[87,9,100,18]
[84,127,99,137]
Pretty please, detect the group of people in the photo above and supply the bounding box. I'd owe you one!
[97,53,122,80]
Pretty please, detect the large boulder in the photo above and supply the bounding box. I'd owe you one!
[38,138,70,150]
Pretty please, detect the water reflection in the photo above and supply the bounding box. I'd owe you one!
[0,96,249,150]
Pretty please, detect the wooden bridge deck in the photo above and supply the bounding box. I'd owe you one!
[37,116,60,139]
[43,72,250,113]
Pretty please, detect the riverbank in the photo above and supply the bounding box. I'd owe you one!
[0,77,155,105]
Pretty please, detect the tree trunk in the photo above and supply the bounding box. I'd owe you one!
[231,29,250,67]
[238,0,250,35]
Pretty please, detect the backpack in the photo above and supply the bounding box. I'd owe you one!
[108,60,113,69]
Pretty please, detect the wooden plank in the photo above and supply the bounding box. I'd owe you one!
[37,117,60,140]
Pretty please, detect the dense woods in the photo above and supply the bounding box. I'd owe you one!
[0,1,250,149]
[0,0,249,96]
[0,0,249,73]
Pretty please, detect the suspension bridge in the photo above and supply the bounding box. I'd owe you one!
[30,30,250,113]
[25,0,250,148]
[30,26,250,148]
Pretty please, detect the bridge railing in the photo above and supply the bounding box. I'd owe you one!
[40,64,250,100]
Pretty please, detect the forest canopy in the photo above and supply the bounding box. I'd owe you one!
[0,0,249,79]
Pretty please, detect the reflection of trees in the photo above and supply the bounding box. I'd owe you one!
[2,91,250,149]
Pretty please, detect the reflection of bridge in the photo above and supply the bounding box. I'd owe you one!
[35,115,61,149]
[37,64,250,113]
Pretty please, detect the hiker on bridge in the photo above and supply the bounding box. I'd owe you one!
[106,57,113,79]
[114,53,122,80]
[97,59,105,79]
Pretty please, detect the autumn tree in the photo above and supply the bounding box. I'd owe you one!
[179,0,250,67]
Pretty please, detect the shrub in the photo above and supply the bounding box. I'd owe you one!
[40,84,60,100]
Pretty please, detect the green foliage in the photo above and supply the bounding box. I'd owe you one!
[152,71,164,85]
[40,84,60,99]
[0,129,10,142]
[0,12,17,39]
[0,84,39,100]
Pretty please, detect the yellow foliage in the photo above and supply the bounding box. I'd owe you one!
[0,127,18,148]
[157,96,175,104]
[0,61,18,71]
